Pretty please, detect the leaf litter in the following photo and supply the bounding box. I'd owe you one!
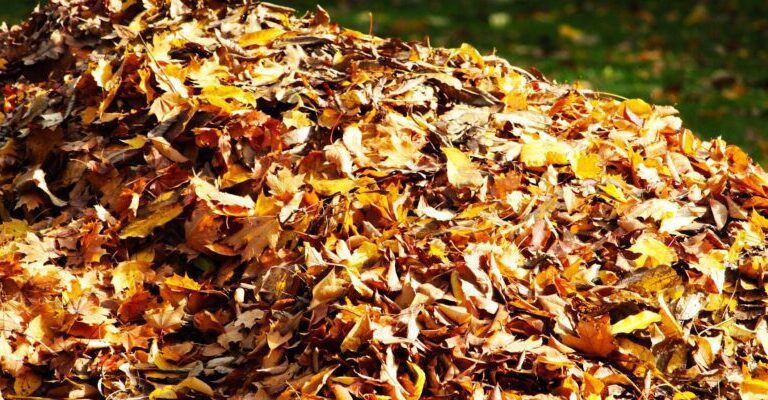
[1,1,768,399]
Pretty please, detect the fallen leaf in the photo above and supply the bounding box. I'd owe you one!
[562,315,617,357]
[443,147,483,189]
[611,310,661,335]
[628,234,677,268]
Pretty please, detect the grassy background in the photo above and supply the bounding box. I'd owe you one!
[2,0,767,162]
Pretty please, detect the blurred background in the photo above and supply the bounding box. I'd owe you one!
[2,0,767,162]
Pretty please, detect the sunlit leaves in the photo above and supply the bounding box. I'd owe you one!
[3,0,768,399]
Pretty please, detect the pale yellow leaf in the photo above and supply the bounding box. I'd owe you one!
[442,147,483,189]
[611,310,661,335]
[520,139,570,167]
[628,234,677,268]
[239,28,285,47]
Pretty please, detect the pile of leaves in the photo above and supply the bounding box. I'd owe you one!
[2,0,768,398]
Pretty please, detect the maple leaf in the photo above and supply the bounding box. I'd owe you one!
[562,315,617,358]
[224,217,280,261]
[200,85,256,113]
[570,152,603,180]
[628,233,677,268]
[144,302,186,332]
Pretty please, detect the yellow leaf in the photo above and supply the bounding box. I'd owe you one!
[0,219,30,256]
[450,271,465,303]
[600,183,628,203]
[164,274,202,291]
[120,193,184,239]
[451,43,485,66]
[407,362,426,400]
[14,370,42,396]
[520,139,570,167]
[149,386,178,400]
[346,241,379,270]
[742,377,768,399]
[24,315,51,343]
[239,28,285,47]
[657,294,683,338]
[628,234,677,268]
[92,58,114,89]
[144,302,186,332]
[673,392,697,400]
[112,260,148,295]
[332,384,355,400]
[187,58,230,88]
[121,135,149,149]
[200,85,256,113]
[616,337,656,368]
[571,152,602,179]
[177,377,214,396]
[340,314,371,353]
[752,210,768,230]
[558,24,586,42]
[310,177,358,196]
[693,251,726,293]
[442,147,483,189]
[437,304,471,324]
[561,315,616,357]
[611,310,661,335]
[283,108,314,129]
[498,73,528,110]
[622,98,652,118]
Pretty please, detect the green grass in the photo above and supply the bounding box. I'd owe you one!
[0,0,38,25]
[2,0,767,162]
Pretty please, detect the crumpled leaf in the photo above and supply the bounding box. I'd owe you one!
[310,269,347,309]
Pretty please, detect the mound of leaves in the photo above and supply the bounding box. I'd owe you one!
[2,1,768,399]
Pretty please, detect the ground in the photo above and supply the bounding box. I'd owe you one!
[2,0,767,161]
